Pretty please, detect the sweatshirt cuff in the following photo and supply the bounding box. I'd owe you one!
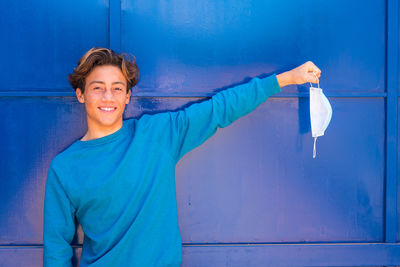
[259,73,282,97]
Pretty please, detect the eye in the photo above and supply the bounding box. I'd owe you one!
[93,86,101,90]
[115,87,122,91]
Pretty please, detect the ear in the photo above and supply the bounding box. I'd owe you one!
[76,88,85,103]
[125,89,131,104]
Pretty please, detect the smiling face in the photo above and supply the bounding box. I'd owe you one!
[75,65,131,139]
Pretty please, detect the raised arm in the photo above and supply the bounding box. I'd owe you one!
[43,164,76,267]
[162,61,321,161]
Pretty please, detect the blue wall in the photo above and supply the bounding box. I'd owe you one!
[0,0,399,266]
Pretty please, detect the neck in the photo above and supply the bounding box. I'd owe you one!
[81,121,123,141]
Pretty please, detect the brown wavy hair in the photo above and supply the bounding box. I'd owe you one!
[68,47,139,93]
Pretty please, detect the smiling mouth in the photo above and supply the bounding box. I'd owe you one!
[98,107,117,112]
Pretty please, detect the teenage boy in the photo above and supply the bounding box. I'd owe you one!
[44,47,321,267]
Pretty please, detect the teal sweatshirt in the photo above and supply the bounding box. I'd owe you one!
[43,74,281,267]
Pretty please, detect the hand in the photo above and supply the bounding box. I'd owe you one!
[276,61,321,87]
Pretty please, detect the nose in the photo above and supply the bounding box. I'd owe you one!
[102,88,113,101]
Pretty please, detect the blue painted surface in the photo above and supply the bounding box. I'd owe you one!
[0,246,397,267]
[386,0,399,243]
[398,97,400,242]
[0,0,399,266]
[121,0,385,95]
[181,244,400,266]
[0,97,385,244]
[0,97,85,244]
[109,0,121,51]
[0,0,109,91]
[176,98,385,243]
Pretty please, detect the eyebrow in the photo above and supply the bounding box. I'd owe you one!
[88,81,126,86]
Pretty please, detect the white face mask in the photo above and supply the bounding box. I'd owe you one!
[309,81,332,158]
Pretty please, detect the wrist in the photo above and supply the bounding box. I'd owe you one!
[276,71,292,88]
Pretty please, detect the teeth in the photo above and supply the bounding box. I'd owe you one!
[100,107,115,111]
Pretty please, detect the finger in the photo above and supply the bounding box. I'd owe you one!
[307,70,320,81]
[314,69,321,78]
[313,71,321,78]
[307,72,319,84]
[313,64,321,75]
[306,61,316,71]
[306,61,322,76]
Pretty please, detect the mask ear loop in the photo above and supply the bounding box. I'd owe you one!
[313,137,317,158]
[309,72,320,89]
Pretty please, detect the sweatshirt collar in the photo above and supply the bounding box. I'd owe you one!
[76,121,128,147]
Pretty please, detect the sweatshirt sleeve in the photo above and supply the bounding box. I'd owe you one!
[43,163,76,267]
[167,74,281,161]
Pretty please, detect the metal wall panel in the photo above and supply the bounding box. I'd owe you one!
[396,0,400,242]
[176,98,385,243]
[386,0,399,243]
[121,0,385,95]
[0,248,43,267]
[0,246,396,267]
[0,0,108,91]
[0,97,390,264]
[0,96,189,245]
[181,244,400,267]
[0,97,85,244]
[0,0,399,266]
